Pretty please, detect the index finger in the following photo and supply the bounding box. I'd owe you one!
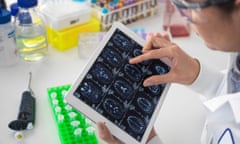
[142,33,162,53]
[142,33,172,53]
[129,47,172,64]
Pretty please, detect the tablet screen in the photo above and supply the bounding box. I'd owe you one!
[72,27,170,142]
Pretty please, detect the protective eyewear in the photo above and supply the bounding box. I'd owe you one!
[172,0,233,23]
[172,0,233,9]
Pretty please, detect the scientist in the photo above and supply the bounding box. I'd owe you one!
[97,0,240,143]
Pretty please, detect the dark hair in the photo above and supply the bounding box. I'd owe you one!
[217,0,235,13]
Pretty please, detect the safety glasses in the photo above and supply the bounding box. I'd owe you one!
[172,0,232,9]
[172,0,233,23]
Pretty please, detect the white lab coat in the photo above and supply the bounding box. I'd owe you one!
[148,52,240,144]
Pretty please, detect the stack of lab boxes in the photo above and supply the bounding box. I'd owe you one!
[40,0,100,51]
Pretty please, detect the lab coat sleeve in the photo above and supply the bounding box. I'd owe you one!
[188,62,225,99]
[147,135,164,144]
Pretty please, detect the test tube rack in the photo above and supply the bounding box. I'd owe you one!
[91,0,159,31]
[47,85,99,144]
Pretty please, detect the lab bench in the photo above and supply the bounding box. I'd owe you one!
[0,8,229,144]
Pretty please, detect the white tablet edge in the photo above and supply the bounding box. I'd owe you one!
[65,22,171,144]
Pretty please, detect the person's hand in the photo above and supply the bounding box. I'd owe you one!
[129,33,200,86]
[96,122,121,144]
[96,122,157,144]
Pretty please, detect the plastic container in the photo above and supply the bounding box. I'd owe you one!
[40,1,91,30]
[15,0,48,62]
[0,8,18,67]
[78,32,105,59]
[78,28,151,59]
[46,17,100,51]
[163,0,190,37]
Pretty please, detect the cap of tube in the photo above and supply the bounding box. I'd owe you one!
[17,0,38,8]
[10,3,19,17]
[102,7,108,14]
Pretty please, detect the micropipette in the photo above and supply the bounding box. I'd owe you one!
[8,72,36,140]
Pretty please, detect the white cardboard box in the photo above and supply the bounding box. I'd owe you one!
[40,1,91,30]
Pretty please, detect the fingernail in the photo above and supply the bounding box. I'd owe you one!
[143,81,151,87]
[129,59,135,64]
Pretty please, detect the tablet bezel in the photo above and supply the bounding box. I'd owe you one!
[65,22,170,144]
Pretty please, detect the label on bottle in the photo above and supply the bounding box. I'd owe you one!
[0,30,18,67]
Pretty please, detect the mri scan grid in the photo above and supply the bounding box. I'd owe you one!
[73,29,170,142]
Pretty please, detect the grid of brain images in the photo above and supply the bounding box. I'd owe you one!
[73,29,170,142]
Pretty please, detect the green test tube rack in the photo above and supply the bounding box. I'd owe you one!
[47,84,99,144]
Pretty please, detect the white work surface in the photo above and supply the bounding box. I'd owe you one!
[0,9,228,144]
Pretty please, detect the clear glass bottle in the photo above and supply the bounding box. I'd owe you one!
[0,8,18,67]
[15,0,48,62]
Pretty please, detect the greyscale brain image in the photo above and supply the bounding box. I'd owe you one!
[73,29,170,142]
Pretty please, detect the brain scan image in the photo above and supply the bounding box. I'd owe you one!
[132,92,155,115]
[147,85,161,96]
[137,97,153,114]
[124,64,142,82]
[79,81,102,103]
[102,97,125,119]
[132,48,150,66]
[150,61,169,75]
[133,48,142,56]
[112,33,131,52]
[155,65,167,74]
[113,79,134,100]
[73,29,170,142]
[90,63,113,85]
[127,115,146,134]
[101,48,122,68]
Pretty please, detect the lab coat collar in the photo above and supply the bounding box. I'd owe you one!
[204,92,240,124]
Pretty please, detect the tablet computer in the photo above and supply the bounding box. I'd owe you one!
[65,22,170,144]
